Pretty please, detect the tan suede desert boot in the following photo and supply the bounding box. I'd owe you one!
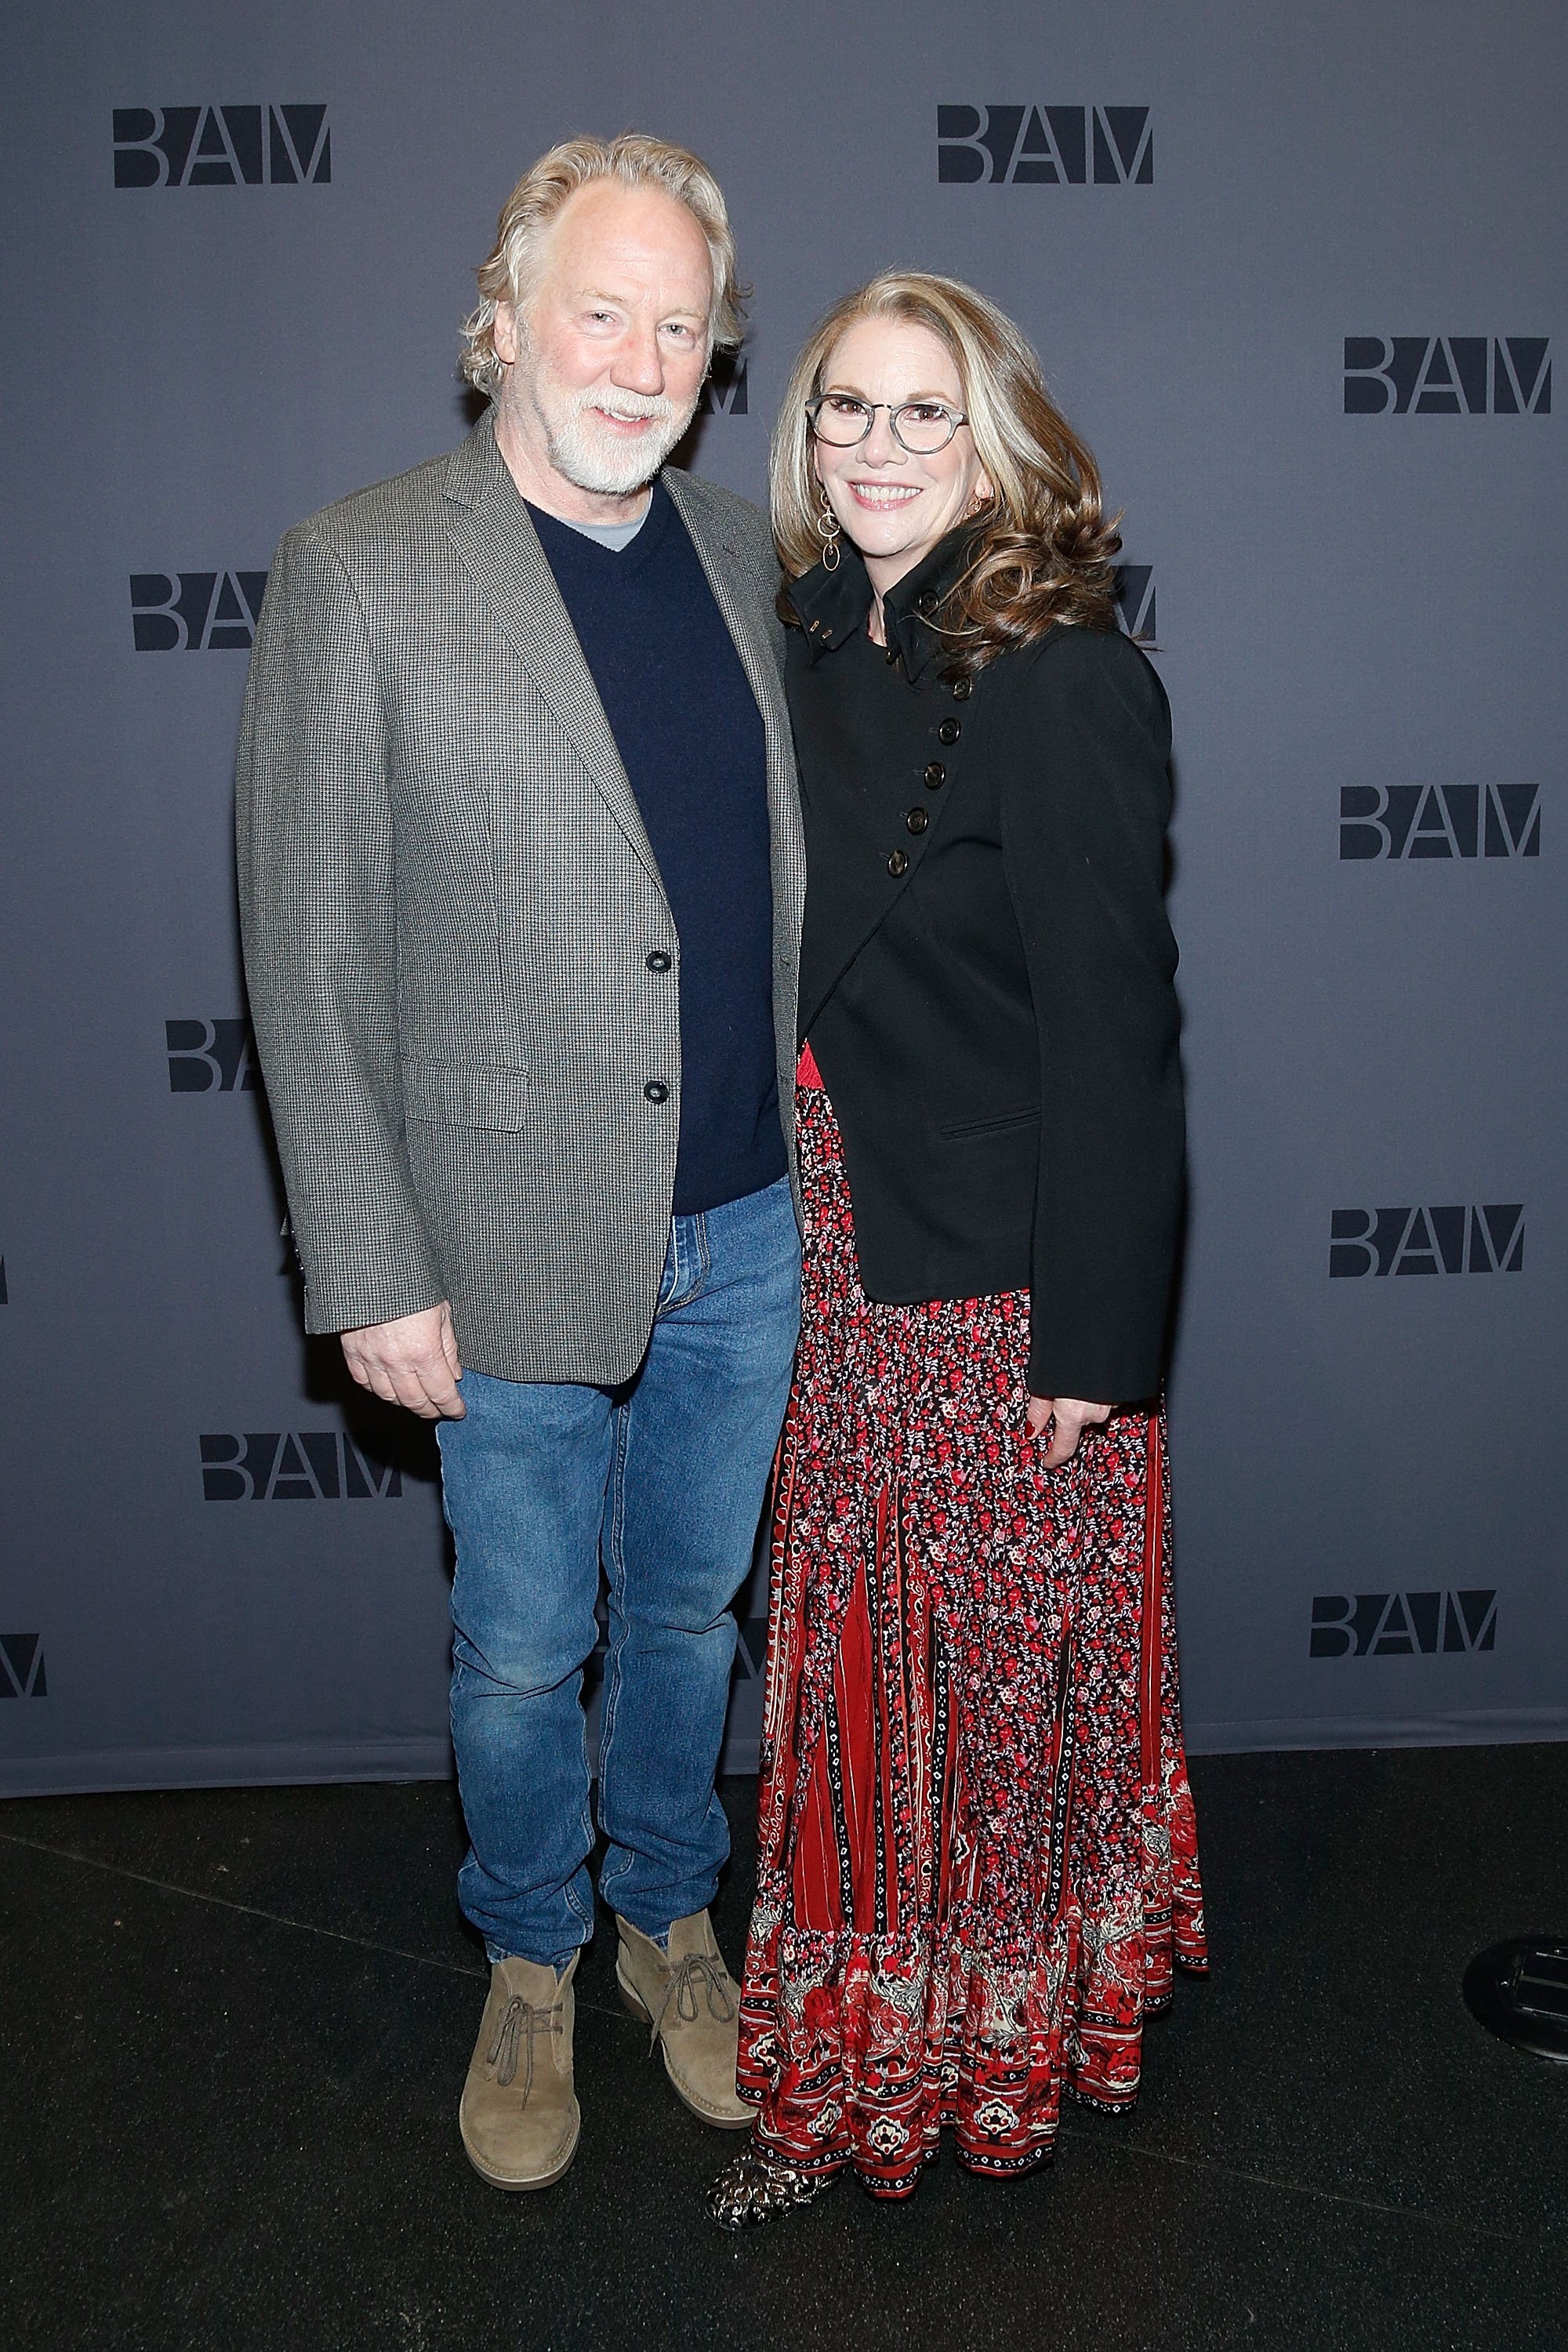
[459,1951,579,2190]
[615,1910,751,2129]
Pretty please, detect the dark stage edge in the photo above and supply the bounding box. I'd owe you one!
[3,1745,1566,2352]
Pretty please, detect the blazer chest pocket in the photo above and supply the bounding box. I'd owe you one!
[402,1059,530,1132]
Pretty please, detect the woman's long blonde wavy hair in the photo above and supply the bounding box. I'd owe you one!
[771,271,1121,672]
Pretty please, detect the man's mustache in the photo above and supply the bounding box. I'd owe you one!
[574,387,680,426]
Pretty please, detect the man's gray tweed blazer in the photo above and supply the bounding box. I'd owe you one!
[235,411,804,1386]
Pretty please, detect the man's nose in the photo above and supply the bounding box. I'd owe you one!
[614,325,666,396]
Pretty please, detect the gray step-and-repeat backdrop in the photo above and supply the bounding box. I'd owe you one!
[2,2,1563,1793]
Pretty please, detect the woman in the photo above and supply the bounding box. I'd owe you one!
[708,274,1207,2229]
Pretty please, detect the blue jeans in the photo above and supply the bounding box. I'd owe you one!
[437,1176,800,1966]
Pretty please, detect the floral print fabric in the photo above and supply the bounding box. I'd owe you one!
[735,1054,1207,2195]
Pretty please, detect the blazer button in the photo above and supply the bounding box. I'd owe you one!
[644,1080,670,1103]
[924,760,946,789]
[906,807,929,835]
[952,677,972,701]
[938,717,962,746]
[887,849,909,877]
[645,950,673,972]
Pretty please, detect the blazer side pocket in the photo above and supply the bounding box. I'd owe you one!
[938,1106,1040,1142]
[402,1059,530,1132]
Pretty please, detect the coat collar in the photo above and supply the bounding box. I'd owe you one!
[441,403,513,510]
[788,523,977,681]
[438,411,664,891]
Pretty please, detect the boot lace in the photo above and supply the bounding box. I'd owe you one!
[486,1994,561,2092]
[647,1951,736,2051]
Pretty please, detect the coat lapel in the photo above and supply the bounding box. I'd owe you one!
[440,419,804,1159]
[441,415,665,896]
[662,470,794,793]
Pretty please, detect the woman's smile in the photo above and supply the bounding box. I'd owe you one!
[844,481,923,508]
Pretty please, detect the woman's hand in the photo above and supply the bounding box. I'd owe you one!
[1027,1395,1112,1467]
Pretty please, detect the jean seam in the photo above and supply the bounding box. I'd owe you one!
[655,1211,720,1320]
[654,1221,680,1319]
[568,1686,595,1934]
[596,1393,634,1880]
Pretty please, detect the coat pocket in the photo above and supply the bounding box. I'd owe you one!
[938,1105,1039,1142]
[401,1059,530,1132]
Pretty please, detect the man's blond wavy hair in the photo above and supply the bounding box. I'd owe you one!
[460,134,746,399]
[772,271,1121,672]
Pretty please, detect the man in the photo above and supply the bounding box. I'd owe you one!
[236,136,802,2191]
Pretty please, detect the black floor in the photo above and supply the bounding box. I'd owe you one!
[3,1746,1566,2352]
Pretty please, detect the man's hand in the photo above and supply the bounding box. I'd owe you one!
[1026,1394,1112,1468]
[342,1303,466,1421]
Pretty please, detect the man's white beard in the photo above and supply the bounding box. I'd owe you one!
[521,358,696,498]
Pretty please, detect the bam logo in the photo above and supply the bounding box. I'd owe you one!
[699,354,747,415]
[201,1432,402,1501]
[131,572,267,651]
[1311,1589,1496,1657]
[114,106,331,187]
[938,104,1152,184]
[0,1635,47,1697]
[1113,564,1155,641]
[1329,1204,1523,1278]
[734,1620,768,1679]
[1344,338,1550,414]
[1341,783,1540,859]
[167,1019,260,1094]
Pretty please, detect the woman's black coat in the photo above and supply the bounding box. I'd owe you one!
[787,531,1183,1404]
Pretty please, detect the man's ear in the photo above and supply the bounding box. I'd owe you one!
[492,301,521,368]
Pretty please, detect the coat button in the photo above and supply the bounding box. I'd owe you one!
[906,807,929,835]
[645,950,673,972]
[952,677,972,701]
[887,849,909,877]
[924,760,946,789]
[938,717,961,746]
[644,1080,670,1103]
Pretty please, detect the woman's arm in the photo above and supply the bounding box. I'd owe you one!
[1000,625,1184,1409]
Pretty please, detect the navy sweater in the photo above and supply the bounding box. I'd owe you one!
[528,484,785,1215]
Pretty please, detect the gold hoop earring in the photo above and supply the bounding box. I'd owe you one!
[815,484,842,572]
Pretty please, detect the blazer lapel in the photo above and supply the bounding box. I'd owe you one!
[441,416,665,896]
[662,470,793,786]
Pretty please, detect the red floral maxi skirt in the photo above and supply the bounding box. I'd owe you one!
[735,1053,1207,2196]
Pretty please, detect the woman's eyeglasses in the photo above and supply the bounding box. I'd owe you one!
[805,394,969,455]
